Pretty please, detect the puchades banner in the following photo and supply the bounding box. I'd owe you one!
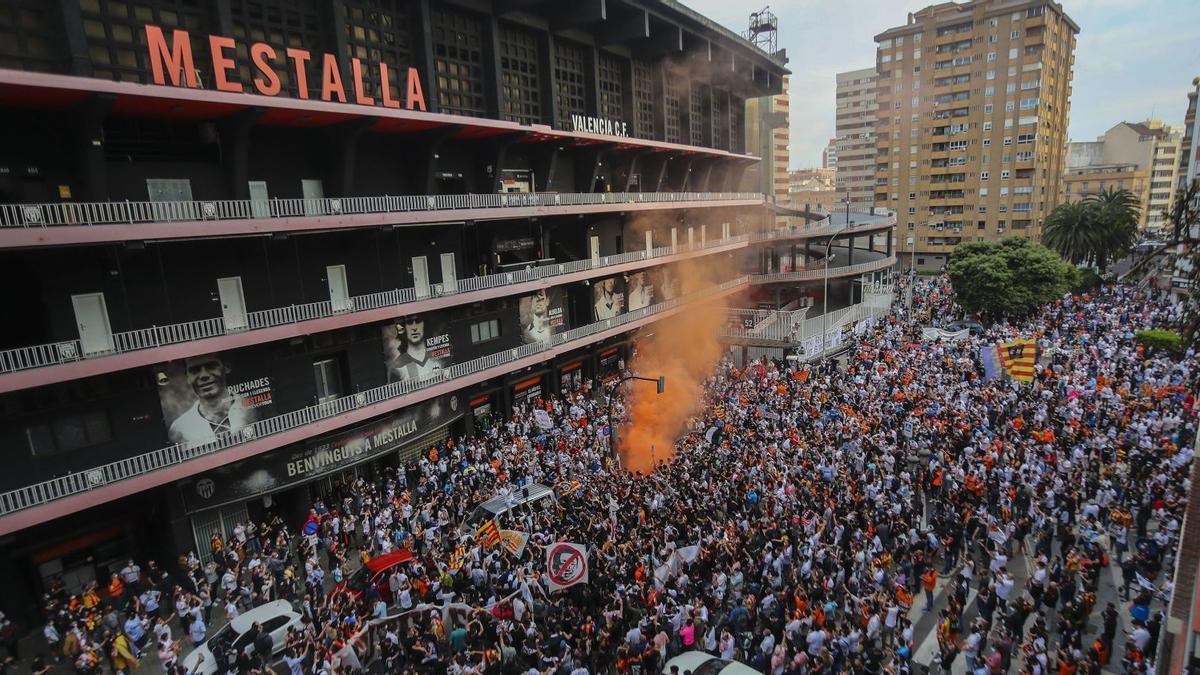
[153,352,275,445]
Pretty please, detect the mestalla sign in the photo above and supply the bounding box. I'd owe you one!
[177,394,461,512]
[144,25,427,110]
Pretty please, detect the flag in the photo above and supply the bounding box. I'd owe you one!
[556,480,583,497]
[498,529,530,558]
[980,345,1001,381]
[997,338,1037,382]
[476,519,501,548]
[447,546,467,573]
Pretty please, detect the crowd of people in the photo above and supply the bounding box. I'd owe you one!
[27,274,1196,675]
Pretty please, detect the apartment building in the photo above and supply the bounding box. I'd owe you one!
[0,0,794,619]
[746,74,792,206]
[1181,78,1200,192]
[874,0,1078,269]
[823,137,839,170]
[835,67,878,208]
[1063,121,1181,230]
[788,167,837,212]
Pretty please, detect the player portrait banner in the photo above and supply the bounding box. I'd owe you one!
[545,542,588,592]
[383,311,453,383]
[653,267,680,301]
[154,352,275,445]
[626,271,654,311]
[518,287,564,345]
[177,394,461,512]
[592,276,626,320]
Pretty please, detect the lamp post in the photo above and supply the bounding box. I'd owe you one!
[606,374,665,466]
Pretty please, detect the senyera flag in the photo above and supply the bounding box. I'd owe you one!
[997,338,1038,382]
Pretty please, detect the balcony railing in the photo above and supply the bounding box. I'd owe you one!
[0,192,762,229]
[0,236,748,376]
[751,212,895,243]
[0,277,747,517]
[721,286,894,347]
[750,256,898,283]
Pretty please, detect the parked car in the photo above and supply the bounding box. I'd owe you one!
[946,319,986,336]
[662,652,759,675]
[332,549,415,603]
[181,600,301,674]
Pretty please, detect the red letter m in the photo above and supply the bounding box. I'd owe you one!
[145,25,198,88]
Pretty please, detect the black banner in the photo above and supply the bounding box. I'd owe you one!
[383,312,454,384]
[519,287,565,344]
[178,394,462,512]
[153,352,275,446]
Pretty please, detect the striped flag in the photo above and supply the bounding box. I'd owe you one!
[997,338,1037,382]
[476,518,501,547]
[447,545,467,573]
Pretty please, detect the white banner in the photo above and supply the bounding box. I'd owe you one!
[803,335,823,357]
[825,329,842,350]
[921,327,971,342]
[532,408,554,430]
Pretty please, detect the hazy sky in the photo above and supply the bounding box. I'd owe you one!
[684,0,1200,168]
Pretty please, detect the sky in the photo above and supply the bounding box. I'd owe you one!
[684,0,1200,168]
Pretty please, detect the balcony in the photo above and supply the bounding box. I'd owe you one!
[0,191,763,248]
[0,235,749,390]
[721,288,894,349]
[751,209,896,244]
[750,253,898,285]
[0,277,748,530]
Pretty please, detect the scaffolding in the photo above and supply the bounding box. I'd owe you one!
[744,7,778,54]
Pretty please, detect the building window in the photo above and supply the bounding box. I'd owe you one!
[431,7,487,117]
[690,81,708,146]
[663,69,684,143]
[313,357,344,404]
[598,52,624,121]
[553,40,587,128]
[633,59,656,140]
[980,171,989,180]
[499,25,541,125]
[26,410,112,456]
[344,0,414,103]
[470,318,501,344]
[1011,29,1021,39]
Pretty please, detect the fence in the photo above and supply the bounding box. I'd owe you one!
[749,256,898,284]
[0,192,762,228]
[0,235,749,375]
[0,277,747,517]
[721,284,896,351]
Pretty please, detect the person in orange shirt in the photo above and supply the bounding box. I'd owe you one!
[107,573,125,609]
[922,568,938,612]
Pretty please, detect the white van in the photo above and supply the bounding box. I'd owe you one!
[462,482,557,532]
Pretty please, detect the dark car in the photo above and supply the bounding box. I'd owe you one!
[946,319,986,336]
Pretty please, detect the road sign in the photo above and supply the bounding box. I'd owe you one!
[545,542,588,591]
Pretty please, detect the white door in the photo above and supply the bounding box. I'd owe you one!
[217,276,248,331]
[301,179,325,216]
[701,225,706,246]
[590,236,600,265]
[71,293,114,356]
[412,256,430,297]
[644,230,653,253]
[327,265,350,312]
[147,178,195,221]
[248,181,270,218]
[670,227,678,248]
[439,253,458,294]
[722,222,730,239]
[687,226,694,246]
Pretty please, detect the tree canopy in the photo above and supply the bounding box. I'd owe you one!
[1041,187,1140,273]
[948,237,1078,316]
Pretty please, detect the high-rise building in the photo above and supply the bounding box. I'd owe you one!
[746,74,792,206]
[0,0,789,619]
[823,138,839,170]
[874,0,1078,269]
[1063,121,1182,230]
[835,68,878,208]
[1180,77,1200,192]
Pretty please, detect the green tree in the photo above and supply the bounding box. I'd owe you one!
[1042,200,1098,265]
[948,237,1078,316]
[1086,186,1140,272]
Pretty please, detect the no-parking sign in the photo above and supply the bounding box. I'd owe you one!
[544,542,588,591]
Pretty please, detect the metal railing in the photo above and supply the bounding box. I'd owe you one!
[749,256,898,283]
[0,236,749,376]
[721,285,896,349]
[0,277,747,517]
[750,211,896,243]
[0,192,762,228]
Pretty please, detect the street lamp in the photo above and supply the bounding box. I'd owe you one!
[822,197,852,358]
[606,374,665,466]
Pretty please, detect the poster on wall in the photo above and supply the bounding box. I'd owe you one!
[512,375,545,410]
[383,313,453,383]
[177,394,461,511]
[592,276,626,320]
[626,271,654,311]
[654,267,680,301]
[154,353,275,445]
[519,288,565,344]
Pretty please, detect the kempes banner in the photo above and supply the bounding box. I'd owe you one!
[544,542,588,591]
[154,352,275,445]
[383,312,453,383]
[177,394,461,512]
[519,288,565,345]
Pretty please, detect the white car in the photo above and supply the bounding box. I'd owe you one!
[182,600,302,674]
[662,651,760,675]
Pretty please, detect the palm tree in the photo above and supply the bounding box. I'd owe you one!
[1085,186,1140,272]
[1042,200,1098,266]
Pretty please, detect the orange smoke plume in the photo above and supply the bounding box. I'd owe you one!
[618,257,732,473]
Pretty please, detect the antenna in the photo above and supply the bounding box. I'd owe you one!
[744,7,778,54]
